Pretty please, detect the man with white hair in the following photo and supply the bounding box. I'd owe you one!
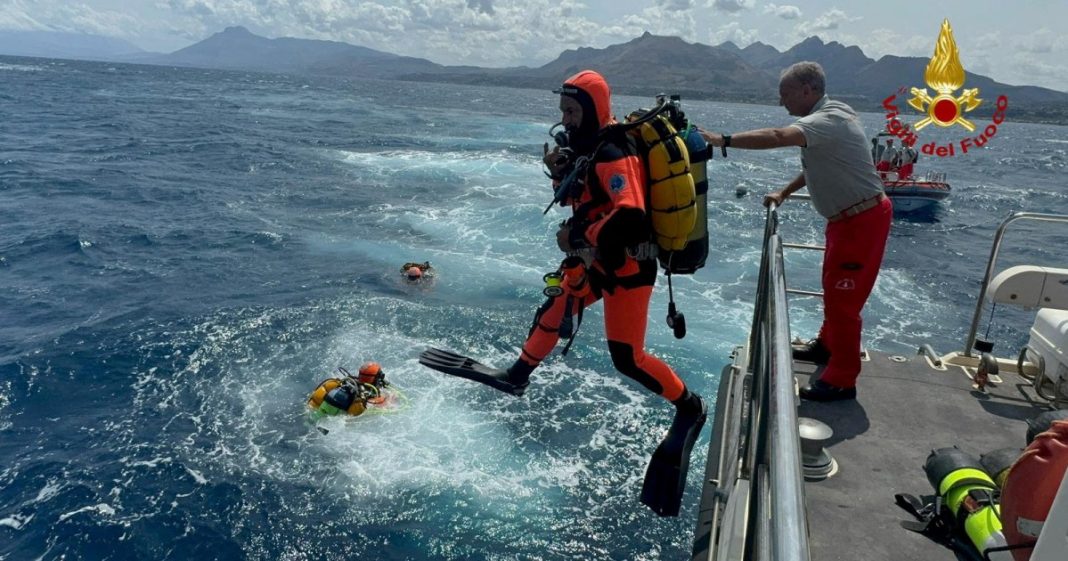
[700,61,892,401]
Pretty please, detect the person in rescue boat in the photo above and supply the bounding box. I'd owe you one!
[897,142,918,180]
[699,61,892,401]
[877,138,898,179]
[506,69,705,423]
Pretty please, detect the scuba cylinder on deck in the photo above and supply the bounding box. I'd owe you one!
[924,447,1012,560]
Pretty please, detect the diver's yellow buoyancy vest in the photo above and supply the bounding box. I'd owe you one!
[634,115,697,253]
[624,101,709,275]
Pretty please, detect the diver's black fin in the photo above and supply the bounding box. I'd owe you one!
[640,399,708,517]
[419,348,527,397]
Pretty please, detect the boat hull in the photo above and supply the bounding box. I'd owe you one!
[883,180,951,212]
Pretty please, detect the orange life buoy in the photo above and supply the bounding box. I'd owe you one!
[1001,419,1068,561]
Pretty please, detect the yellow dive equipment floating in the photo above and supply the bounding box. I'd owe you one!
[307,366,407,418]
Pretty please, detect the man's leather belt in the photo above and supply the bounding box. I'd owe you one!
[828,193,887,223]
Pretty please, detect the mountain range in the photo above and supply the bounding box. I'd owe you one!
[0,30,144,61]
[3,26,1067,123]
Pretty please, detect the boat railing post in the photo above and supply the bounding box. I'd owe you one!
[963,212,1068,356]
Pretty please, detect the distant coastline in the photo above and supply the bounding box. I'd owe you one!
[3,26,1067,126]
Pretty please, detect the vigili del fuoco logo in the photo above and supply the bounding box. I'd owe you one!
[881,19,1009,157]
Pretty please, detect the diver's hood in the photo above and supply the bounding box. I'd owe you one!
[556,70,614,153]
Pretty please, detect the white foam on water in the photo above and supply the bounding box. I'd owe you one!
[184,467,208,484]
[33,480,64,503]
[0,513,33,530]
[126,457,172,469]
[335,149,538,180]
[867,266,956,353]
[0,63,43,72]
[121,281,704,546]
[58,503,116,522]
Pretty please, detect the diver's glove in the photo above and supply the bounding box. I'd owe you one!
[543,144,575,181]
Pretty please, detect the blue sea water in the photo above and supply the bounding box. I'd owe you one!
[1,56,1066,561]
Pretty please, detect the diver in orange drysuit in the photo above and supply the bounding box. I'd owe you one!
[420,71,706,517]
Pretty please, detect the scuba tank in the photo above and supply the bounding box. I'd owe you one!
[924,447,1012,560]
[675,122,710,273]
[323,385,366,416]
[622,95,710,339]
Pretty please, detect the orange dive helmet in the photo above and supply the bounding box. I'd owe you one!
[358,362,384,386]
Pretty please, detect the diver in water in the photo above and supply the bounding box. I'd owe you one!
[308,362,391,416]
[419,70,706,518]
[401,261,433,282]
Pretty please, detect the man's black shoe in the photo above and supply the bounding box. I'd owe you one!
[793,338,831,364]
[799,379,856,402]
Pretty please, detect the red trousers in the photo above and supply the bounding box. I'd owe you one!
[897,163,914,180]
[517,278,686,401]
[875,160,892,179]
[817,197,892,388]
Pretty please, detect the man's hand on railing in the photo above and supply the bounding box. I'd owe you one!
[764,190,786,208]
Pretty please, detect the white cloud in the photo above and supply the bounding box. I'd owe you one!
[708,21,758,47]
[147,0,637,67]
[0,0,46,29]
[997,53,1068,90]
[763,3,800,20]
[466,0,494,14]
[798,8,857,34]
[658,0,698,9]
[0,0,143,37]
[1013,28,1068,54]
[848,29,929,59]
[711,0,755,12]
[621,3,697,42]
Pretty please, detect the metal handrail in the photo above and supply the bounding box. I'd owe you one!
[962,212,1068,356]
[786,288,823,298]
[766,233,810,561]
[741,203,810,561]
[699,203,812,561]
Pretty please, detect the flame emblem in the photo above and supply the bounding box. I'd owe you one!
[907,19,982,131]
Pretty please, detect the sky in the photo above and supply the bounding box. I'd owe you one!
[2,0,1067,92]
